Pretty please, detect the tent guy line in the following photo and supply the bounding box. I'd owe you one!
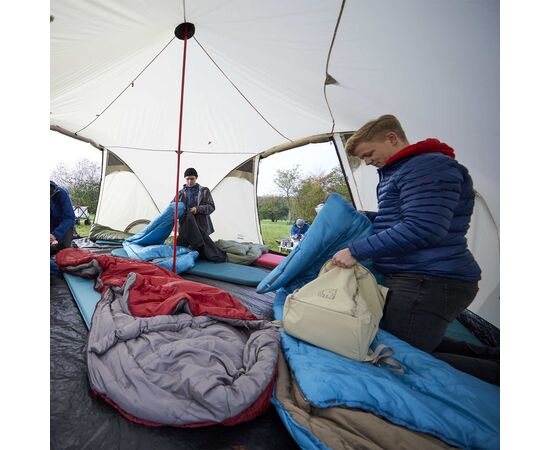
[324,0,346,135]
[193,36,292,142]
[74,36,177,135]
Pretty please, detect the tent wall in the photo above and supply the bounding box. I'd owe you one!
[95,150,160,231]
[52,0,499,326]
[210,156,263,244]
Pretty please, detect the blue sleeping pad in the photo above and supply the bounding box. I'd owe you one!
[63,273,101,329]
[112,247,268,287]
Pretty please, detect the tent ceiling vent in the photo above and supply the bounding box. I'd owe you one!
[174,23,195,40]
[325,74,338,86]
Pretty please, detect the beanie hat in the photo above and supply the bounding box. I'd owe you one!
[184,167,198,178]
[296,219,305,226]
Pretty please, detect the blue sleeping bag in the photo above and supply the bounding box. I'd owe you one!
[264,193,499,449]
[257,193,381,294]
[122,202,198,273]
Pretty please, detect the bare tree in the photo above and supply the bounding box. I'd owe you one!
[50,158,101,213]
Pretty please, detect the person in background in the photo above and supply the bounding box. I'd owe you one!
[291,219,309,241]
[50,180,75,255]
[175,167,216,235]
[331,114,499,385]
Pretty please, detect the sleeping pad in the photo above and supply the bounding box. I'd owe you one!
[259,193,499,449]
[56,248,280,427]
[123,202,199,273]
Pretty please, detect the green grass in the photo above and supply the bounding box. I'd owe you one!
[260,219,293,252]
[75,213,95,237]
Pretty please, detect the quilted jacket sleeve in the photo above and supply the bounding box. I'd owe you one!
[349,156,463,260]
[52,189,75,240]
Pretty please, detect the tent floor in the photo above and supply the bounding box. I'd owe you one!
[50,272,298,450]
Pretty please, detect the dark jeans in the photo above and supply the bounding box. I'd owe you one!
[382,272,499,385]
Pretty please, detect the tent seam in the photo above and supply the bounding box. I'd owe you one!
[324,0,346,134]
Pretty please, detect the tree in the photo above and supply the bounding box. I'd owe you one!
[258,195,288,222]
[50,158,101,214]
[273,165,302,221]
[293,178,326,224]
[323,166,352,201]
[292,166,353,223]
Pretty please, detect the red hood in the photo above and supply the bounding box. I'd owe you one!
[385,138,455,167]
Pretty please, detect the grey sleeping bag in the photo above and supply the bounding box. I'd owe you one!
[87,272,280,426]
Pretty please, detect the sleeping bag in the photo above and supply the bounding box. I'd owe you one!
[261,193,499,449]
[56,248,280,427]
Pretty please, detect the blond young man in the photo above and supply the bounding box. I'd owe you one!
[332,115,498,385]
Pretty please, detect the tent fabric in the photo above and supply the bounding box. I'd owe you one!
[257,193,380,294]
[51,0,498,326]
[273,288,499,449]
[56,248,280,427]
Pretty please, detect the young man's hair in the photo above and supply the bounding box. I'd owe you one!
[345,114,408,156]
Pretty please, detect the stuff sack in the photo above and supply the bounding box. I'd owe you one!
[283,261,390,362]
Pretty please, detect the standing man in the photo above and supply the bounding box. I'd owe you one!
[332,115,498,384]
[50,180,75,255]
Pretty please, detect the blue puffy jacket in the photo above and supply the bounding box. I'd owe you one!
[50,181,75,240]
[349,139,481,281]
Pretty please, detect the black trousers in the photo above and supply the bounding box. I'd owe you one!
[381,272,499,385]
[50,227,73,256]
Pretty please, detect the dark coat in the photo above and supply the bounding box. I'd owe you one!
[50,181,75,240]
[349,139,481,281]
[175,184,215,235]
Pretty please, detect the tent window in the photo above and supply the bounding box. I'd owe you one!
[106,151,132,175]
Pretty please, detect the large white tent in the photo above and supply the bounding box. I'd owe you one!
[50,0,499,325]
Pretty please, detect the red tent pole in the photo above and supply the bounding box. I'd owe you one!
[172,26,190,272]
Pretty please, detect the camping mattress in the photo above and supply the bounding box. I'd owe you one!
[62,273,101,329]
[112,247,268,287]
[254,252,285,269]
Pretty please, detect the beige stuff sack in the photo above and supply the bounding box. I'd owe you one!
[283,261,395,364]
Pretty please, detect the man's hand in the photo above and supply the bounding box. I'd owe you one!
[332,248,357,268]
[50,234,56,243]
[190,207,197,215]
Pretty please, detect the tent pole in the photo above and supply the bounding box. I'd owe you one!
[172,25,190,272]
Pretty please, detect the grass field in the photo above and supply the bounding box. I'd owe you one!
[260,219,293,252]
[74,214,95,237]
[75,216,291,253]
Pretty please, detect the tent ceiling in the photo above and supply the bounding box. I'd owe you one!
[51,0,499,224]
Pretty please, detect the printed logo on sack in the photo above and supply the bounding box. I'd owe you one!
[318,288,337,300]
